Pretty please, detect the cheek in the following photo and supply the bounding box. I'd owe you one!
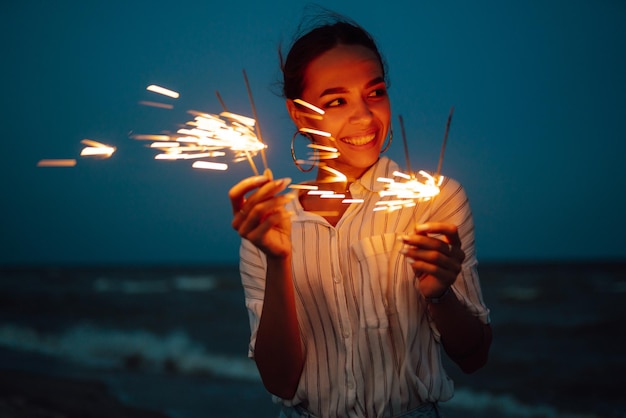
[373,101,391,122]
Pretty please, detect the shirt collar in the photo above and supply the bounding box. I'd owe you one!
[289,157,400,222]
[354,157,399,193]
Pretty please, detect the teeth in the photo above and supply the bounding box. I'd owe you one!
[342,134,375,146]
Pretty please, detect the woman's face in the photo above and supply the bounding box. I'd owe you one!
[289,44,391,180]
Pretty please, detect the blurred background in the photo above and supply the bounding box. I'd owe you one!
[1,1,625,417]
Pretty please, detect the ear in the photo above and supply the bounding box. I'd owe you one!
[286,99,303,128]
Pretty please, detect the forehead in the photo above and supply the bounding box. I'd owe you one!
[302,44,384,96]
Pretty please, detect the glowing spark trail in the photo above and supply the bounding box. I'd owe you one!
[37,159,77,167]
[135,109,265,172]
[80,139,116,158]
[146,84,180,99]
[374,111,454,213]
[375,170,443,212]
[293,99,325,115]
[299,127,332,137]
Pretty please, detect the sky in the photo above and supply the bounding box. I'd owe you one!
[2,0,625,266]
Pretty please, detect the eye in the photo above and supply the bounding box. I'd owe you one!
[368,87,387,99]
[324,98,346,108]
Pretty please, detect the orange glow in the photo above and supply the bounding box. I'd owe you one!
[289,184,319,190]
[319,165,347,182]
[37,159,77,167]
[138,101,174,109]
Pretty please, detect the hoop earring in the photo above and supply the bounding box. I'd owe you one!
[380,127,393,154]
[291,130,316,172]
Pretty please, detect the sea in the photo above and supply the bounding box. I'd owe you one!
[0,262,624,418]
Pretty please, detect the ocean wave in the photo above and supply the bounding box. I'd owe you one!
[93,275,218,294]
[0,323,599,417]
[447,388,597,418]
[0,323,258,380]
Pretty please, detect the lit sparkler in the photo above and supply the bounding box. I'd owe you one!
[374,170,443,212]
[375,109,454,213]
[132,73,271,174]
[132,110,265,172]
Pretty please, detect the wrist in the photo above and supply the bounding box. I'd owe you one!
[425,287,452,304]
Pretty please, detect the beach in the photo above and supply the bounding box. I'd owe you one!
[0,262,624,417]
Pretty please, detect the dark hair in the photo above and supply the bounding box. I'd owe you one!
[279,12,388,100]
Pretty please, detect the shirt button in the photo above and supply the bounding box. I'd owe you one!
[333,276,341,284]
[343,330,350,338]
[347,381,355,389]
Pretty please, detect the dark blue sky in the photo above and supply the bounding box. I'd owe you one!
[2,0,625,265]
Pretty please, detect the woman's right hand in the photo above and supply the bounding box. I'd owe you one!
[229,175,294,259]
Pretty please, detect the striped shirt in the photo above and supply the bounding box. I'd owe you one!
[239,157,490,418]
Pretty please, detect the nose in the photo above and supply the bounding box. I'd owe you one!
[349,98,373,125]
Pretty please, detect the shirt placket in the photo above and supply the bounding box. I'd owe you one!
[329,227,357,406]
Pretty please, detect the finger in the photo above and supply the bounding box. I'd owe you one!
[414,222,462,248]
[228,175,271,213]
[236,194,294,236]
[409,258,458,284]
[247,210,292,244]
[239,177,292,216]
[404,247,462,273]
[401,233,453,256]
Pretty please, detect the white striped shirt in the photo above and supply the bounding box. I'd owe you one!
[239,157,490,418]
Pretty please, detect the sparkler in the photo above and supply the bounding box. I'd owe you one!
[242,69,271,179]
[131,72,271,176]
[131,109,265,172]
[375,109,454,213]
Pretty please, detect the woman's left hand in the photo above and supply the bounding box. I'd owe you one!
[400,222,466,299]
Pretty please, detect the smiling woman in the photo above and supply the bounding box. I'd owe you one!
[228,11,492,418]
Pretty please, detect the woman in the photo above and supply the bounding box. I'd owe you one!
[229,15,492,418]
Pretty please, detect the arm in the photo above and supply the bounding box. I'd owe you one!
[426,287,492,373]
[254,254,304,398]
[401,221,492,373]
[229,175,304,398]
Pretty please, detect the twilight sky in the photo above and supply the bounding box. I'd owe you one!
[2,0,625,265]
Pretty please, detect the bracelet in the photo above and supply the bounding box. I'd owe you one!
[425,287,451,304]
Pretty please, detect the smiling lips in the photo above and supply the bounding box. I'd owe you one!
[341,132,376,146]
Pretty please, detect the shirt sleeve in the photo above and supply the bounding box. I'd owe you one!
[238,238,268,358]
[421,177,491,324]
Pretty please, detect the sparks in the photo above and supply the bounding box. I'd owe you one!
[299,127,332,137]
[36,159,77,167]
[375,170,443,212]
[136,110,266,171]
[146,84,180,99]
[192,161,228,171]
[293,98,325,115]
[138,100,174,110]
[80,139,116,158]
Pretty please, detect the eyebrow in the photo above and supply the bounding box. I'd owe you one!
[319,76,386,98]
